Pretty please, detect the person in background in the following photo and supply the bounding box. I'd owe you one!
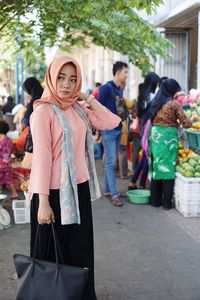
[2,96,15,114]
[159,76,168,86]
[149,78,192,210]
[118,80,132,179]
[98,61,128,206]
[128,72,160,190]
[118,120,131,178]
[28,55,121,300]
[0,121,19,200]
[92,82,102,100]
[22,77,44,127]
[131,84,143,171]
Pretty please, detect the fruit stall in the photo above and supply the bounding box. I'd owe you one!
[175,89,200,217]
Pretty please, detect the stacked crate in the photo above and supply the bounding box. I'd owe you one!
[175,173,200,217]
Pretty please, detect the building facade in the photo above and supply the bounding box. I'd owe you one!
[147,0,200,91]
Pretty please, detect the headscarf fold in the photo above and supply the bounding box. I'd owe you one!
[150,78,182,121]
[34,55,82,110]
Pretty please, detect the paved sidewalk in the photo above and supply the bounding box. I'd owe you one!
[1,161,200,300]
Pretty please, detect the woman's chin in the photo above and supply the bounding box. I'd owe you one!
[60,94,72,99]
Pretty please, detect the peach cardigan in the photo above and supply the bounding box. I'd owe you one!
[28,103,121,195]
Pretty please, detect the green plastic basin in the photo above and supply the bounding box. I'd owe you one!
[126,189,150,204]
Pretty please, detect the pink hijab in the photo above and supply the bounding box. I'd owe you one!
[34,55,82,110]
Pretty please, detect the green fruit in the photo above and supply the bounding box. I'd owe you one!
[197,98,200,106]
[182,163,189,169]
[184,110,192,119]
[188,159,197,167]
[195,165,200,172]
[194,172,200,177]
[176,166,184,174]
[184,171,194,177]
[182,163,195,172]
[190,154,200,162]
[197,107,200,117]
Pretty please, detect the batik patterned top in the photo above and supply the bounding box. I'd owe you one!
[153,100,192,128]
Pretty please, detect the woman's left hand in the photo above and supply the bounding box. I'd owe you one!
[78,92,88,101]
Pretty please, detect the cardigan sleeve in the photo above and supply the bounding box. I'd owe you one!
[28,105,53,195]
[82,104,121,130]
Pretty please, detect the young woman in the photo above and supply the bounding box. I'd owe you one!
[22,77,44,127]
[149,78,192,209]
[28,55,121,300]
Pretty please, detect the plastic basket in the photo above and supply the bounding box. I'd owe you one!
[126,189,150,204]
[175,173,200,194]
[12,200,30,224]
[175,194,200,217]
[185,130,200,150]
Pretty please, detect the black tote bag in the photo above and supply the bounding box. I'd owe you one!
[13,223,88,300]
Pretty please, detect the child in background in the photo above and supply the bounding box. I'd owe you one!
[0,121,19,199]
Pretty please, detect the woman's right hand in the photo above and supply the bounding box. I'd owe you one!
[37,195,55,224]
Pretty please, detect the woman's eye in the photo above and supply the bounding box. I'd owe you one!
[58,76,65,80]
[71,79,77,83]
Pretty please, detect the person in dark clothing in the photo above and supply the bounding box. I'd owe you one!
[21,77,44,153]
[2,96,15,114]
[159,76,168,87]
[128,72,160,190]
[22,77,44,127]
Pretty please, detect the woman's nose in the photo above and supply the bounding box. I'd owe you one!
[62,78,70,88]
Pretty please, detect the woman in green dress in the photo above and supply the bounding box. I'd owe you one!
[149,78,192,209]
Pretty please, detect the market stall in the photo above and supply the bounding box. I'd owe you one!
[175,89,200,217]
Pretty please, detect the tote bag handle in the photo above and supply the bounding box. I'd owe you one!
[31,223,64,282]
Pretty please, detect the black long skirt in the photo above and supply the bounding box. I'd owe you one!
[30,181,97,300]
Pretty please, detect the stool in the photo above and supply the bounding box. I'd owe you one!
[93,143,102,160]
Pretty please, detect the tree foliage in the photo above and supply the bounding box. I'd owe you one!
[0,0,171,75]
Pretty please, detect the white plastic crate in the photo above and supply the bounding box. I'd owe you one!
[174,187,200,201]
[175,173,200,194]
[175,194,200,217]
[12,200,30,224]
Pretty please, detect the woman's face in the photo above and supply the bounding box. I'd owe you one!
[56,63,77,98]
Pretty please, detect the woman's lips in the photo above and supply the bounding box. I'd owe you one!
[60,91,70,95]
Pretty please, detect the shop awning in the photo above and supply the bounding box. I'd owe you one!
[155,0,200,28]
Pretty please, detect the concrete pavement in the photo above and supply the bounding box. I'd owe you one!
[1,160,200,300]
